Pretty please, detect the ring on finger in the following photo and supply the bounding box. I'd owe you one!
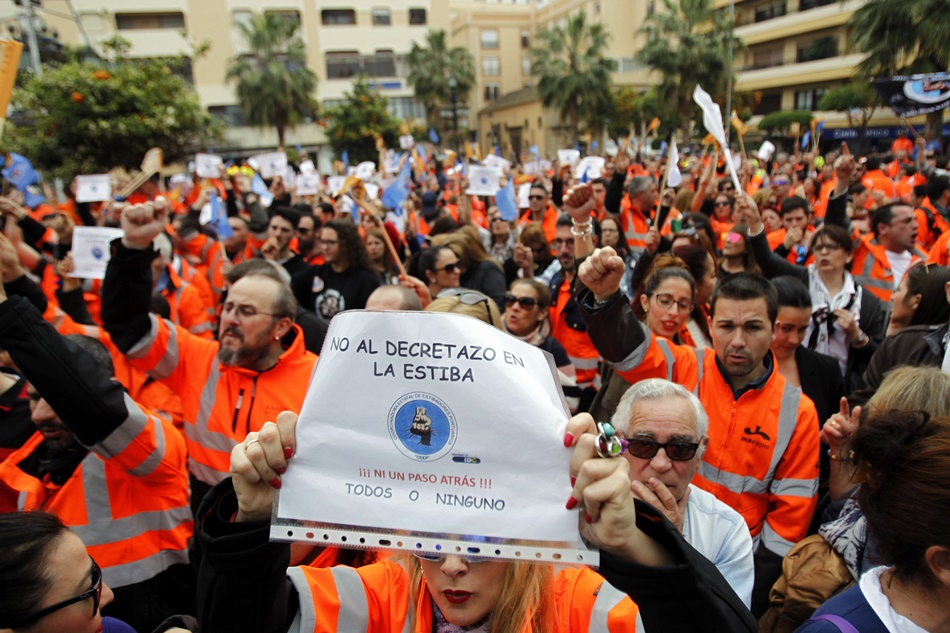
[245,438,261,451]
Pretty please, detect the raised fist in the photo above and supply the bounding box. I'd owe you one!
[563,183,596,224]
[121,197,170,250]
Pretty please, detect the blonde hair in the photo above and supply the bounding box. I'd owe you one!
[425,293,503,330]
[407,557,555,633]
[432,228,502,271]
[866,366,950,418]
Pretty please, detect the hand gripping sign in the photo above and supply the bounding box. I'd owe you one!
[273,311,597,565]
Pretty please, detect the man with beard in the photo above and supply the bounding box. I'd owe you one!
[260,206,309,278]
[0,269,192,633]
[295,212,324,266]
[101,198,317,506]
[548,213,601,410]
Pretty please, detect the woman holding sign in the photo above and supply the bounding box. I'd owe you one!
[193,412,756,632]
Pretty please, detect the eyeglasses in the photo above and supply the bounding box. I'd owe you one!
[296,227,313,234]
[725,232,744,244]
[528,194,545,201]
[319,238,339,246]
[812,242,843,254]
[434,262,460,274]
[222,302,279,319]
[550,238,574,249]
[413,552,491,564]
[772,179,790,186]
[652,293,693,313]
[13,560,103,627]
[437,288,493,324]
[714,201,732,208]
[626,438,700,461]
[504,294,539,309]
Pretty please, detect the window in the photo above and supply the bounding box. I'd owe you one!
[321,9,355,25]
[484,84,500,102]
[753,1,786,22]
[482,56,499,76]
[364,50,396,77]
[325,51,362,79]
[208,105,247,127]
[753,91,783,115]
[481,29,498,49]
[387,96,426,120]
[521,30,530,49]
[232,10,252,53]
[749,44,784,70]
[797,36,838,63]
[794,88,828,111]
[799,0,835,9]
[408,8,427,25]
[372,8,391,25]
[115,12,184,30]
[522,55,531,76]
[265,10,300,26]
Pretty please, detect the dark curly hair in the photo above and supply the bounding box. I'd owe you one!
[325,219,373,273]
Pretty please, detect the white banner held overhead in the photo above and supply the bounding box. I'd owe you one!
[482,154,510,172]
[465,166,503,196]
[70,227,124,279]
[74,174,112,203]
[355,161,376,180]
[194,153,223,179]
[693,84,742,193]
[574,156,605,180]
[295,174,321,196]
[273,311,592,564]
[327,176,346,196]
[557,149,580,167]
[665,141,683,188]
[251,152,288,179]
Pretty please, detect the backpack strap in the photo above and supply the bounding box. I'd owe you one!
[808,614,860,633]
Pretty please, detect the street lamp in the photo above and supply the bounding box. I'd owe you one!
[447,74,460,153]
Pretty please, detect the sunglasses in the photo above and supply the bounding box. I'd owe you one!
[504,294,538,309]
[528,194,545,201]
[714,201,732,208]
[12,560,103,628]
[434,263,460,274]
[772,179,789,186]
[626,438,700,461]
[436,288,493,323]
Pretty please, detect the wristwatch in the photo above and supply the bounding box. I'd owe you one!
[852,330,869,348]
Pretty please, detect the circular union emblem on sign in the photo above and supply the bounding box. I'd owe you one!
[92,246,104,260]
[388,392,457,461]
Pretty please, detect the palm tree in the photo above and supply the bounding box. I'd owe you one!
[226,13,318,147]
[847,0,950,140]
[407,30,475,132]
[531,11,616,147]
[636,0,739,141]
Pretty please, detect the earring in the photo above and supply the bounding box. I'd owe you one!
[275,336,281,341]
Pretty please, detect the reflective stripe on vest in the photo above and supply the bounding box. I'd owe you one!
[103,548,189,589]
[589,581,645,632]
[128,317,181,381]
[330,566,370,631]
[612,321,653,374]
[655,338,676,382]
[692,347,704,393]
[287,567,316,633]
[569,355,600,371]
[186,361,237,485]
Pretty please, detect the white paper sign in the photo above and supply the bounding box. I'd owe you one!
[383,150,400,174]
[574,156,605,180]
[327,176,346,196]
[70,227,124,279]
[518,183,531,208]
[364,183,380,200]
[295,174,321,196]
[757,141,776,162]
[194,153,223,179]
[299,160,316,175]
[355,161,376,181]
[399,134,415,150]
[282,166,296,190]
[74,174,112,203]
[482,154,510,172]
[465,166,503,196]
[251,152,288,179]
[273,311,592,564]
[557,149,580,166]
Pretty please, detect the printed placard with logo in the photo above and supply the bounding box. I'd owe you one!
[273,311,594,564]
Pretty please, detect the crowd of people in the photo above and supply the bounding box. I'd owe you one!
[1,129,950,633]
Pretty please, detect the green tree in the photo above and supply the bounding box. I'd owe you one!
[757,110,813,135]
[323,77,400,164]
[531,11,617,147]
[6,37,222,181]
[847,0,950,139]
[636,0,740,140]
[406,30,475,133]
[819,82,878,151]
[226,13,318,147]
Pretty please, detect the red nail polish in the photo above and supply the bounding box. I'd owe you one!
[269,477,282,489]
[283,447,293,460]
[565,496,579,510]
[275,467,287,475]
[563,432,574,448]
[585,514,592,524]
[570,476,576,487]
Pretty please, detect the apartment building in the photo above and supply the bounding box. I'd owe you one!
[0,0,448,156]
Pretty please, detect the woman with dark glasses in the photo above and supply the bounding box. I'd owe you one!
[501,279,581,411]
[419,245,461,300]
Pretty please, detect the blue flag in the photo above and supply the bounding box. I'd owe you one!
[2,153,39,191]
[251,173,274,207]
[381,154,412,216]
[659,141,668,157]
[210,192,232,239]
[341,150,349,166]
[496,177,518,222]
[417,143,428,164]
[428,128,440,144]
[347,196,360,224]
[493,145,500,157]
[591,141,599,151]
[800,131,811,150]
[816,121,824,136]
[529,145,540,157]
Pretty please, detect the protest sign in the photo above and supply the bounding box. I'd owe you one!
[465,166,503,196]
[518,183,531,208]
[757,140,776,161]
[327,176,346,196]
[299,160,316,175]
[557,149,580,166]
[399,134,415,150]
[70,227,124,279]
[482,154,510,172]
[574,156,605,180]
[364,183,380,200]
[355,161,376,180]
[74,174,112,203]
[251,152,288,179]
[295,174,321,196]
[195,153,223,179]
[273,311,592,564]
[874,72,950,118]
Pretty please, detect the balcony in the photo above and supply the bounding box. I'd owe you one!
[737,53,865,91]
[735,0,861,46]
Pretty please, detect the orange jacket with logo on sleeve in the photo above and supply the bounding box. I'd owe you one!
[849,235,926,302]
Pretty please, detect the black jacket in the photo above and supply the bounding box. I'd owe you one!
[795,346,846,425]
[194,479,757,633]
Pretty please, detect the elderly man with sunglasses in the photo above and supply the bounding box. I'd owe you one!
[585,378,754,607]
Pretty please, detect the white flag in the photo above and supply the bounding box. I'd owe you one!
[693,84,742,193]
[665,141,682,188]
